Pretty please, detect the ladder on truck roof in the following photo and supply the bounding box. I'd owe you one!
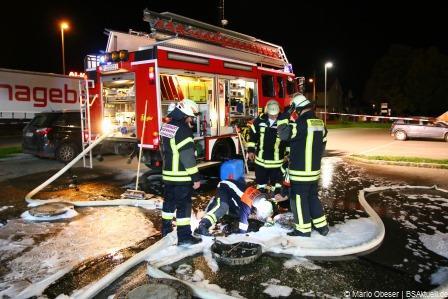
[142,10,290,69]
[78,79,97,168]
[100,10,291,70]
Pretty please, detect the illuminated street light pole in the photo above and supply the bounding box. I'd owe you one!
[324,62,333,125]
[308,78,316,101]
[60,22,69,75]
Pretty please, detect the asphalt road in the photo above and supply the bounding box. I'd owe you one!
[326,128,448,159]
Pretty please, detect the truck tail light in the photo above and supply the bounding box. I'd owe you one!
[149,66,155,84]
[83,131,91,142]
[35,128,52,136]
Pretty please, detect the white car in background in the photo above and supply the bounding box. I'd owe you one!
[391,120,448,141]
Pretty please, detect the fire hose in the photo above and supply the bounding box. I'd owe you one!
[24,133,160,209]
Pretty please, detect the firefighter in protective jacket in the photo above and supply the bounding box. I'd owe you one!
[160,99,202,246]
[277,93,329,237]
[247,100,288,196]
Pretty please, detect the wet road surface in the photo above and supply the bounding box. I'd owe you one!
[0,157,447,298]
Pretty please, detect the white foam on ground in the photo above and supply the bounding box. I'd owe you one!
[216,217,379,257]
[145,216,379,275]
[0,207,157,298]
[419,231,448,259]
[283,257,321,270]
[203,243,219,273]
[191,279,229,295]
[171,263,229,295]
[192,269,205,282]
[431,267,448,286]
[0,220,62,260]
[261,278,293,297]
[415,274,422,283]
[0,236,35,259]
[21,209,78,221]
[230,290,245,298]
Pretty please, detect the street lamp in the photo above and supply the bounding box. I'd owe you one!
[324,61,333,125]
[308,78,316,101]
[60,22,69,75]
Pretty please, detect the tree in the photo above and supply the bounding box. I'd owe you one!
[363,45,448,116]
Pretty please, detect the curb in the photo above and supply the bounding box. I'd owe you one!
[346,156,448,169]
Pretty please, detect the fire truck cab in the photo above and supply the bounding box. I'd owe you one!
[83,10,299,169]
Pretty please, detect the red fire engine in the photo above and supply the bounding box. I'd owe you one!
[82,10,299,169]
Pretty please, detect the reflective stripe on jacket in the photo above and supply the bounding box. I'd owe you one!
[160,119,199,184]
[247,113,287,168]
[278,110,327,183]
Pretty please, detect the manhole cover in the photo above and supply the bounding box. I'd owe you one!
[211,241,262,266]
[126,284,178,299]
[115,277,192,299]
[28,202,75,217]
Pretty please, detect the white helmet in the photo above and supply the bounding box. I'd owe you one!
[252,197,273,221]
[291,93,311,109]
[264,100,280,116]
[167,102,176,115]
[176,99,199,117]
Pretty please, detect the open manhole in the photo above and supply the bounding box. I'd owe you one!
[115,277,192,299]
[211,241,262,266]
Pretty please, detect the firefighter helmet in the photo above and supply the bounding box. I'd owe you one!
[252,196,273,221]
[241,186,265,204]
[176,99,199,117]
[264,100,280,116]
[167,102,176,115]
[291,93,311,109]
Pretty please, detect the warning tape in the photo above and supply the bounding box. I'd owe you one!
[315,111,434,122]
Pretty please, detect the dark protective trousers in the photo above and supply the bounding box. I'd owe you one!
[289,182,327,233]
[162,184,193,241]
[255,164,283,194]
[202,197,231,227]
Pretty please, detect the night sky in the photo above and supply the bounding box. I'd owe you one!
[2,1,447,99]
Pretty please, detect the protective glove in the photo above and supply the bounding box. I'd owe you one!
[290,111,299,122]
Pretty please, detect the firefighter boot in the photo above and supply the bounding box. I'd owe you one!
[194,219,212,237]
[315,225,329,236]
[162,220,173,237]
[287,229,311,237]
[178,235,202,246]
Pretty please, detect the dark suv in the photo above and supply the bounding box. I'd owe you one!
[22,111,82,162]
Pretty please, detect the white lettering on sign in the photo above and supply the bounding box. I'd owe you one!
[160,123,179,139]
[100,64,119,72]
[69,71,86,78]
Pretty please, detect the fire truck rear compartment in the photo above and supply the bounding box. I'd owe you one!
[102,73,136,138]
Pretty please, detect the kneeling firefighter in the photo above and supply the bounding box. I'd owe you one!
[277,93,329,237]
[194,161,274,236]
[160,99,202,246]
